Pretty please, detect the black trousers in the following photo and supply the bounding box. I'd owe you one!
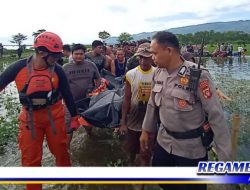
[152,142,208,190]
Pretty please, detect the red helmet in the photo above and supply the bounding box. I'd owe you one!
[33,32,63,53]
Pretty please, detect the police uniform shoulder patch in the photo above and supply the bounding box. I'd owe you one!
[199,80,212,99]
[178,66,187,76]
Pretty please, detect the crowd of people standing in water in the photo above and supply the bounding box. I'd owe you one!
[211,43,247,58]
[0,31,234,190]
[179,42,247,58]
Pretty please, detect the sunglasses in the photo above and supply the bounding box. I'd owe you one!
[137,47,151,54]
[47,52,63,59]
[138,55,152,60]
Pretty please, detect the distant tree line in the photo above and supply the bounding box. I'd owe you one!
[176,30,250,46]
[7,29,250,49]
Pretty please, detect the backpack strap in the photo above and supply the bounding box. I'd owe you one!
[26,107,35,139]
[25,57,36,139]
[25,56,34,84]
[47,65,57,135]
[48,65,56,90]
[47,105,57,135]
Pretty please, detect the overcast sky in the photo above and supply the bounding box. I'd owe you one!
[1,0,250,46]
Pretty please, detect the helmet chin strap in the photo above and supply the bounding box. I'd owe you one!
[43,54,56,68]
[43,54,50,67]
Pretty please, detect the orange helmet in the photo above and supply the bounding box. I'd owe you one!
[33,32,63,53]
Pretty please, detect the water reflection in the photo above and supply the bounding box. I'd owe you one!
[205,56,250,80]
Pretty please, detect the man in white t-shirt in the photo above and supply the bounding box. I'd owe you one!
[119,43,156,168]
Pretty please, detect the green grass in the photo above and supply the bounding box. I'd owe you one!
[0,94,20,154]
[0,52,27,153]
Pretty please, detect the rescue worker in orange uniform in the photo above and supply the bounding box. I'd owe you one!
[0,32,80,190]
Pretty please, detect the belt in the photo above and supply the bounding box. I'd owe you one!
[164,125,201,139]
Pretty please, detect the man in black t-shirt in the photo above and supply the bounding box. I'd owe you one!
[85,40,108,73]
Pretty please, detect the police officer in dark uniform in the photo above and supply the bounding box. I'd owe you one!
[140,31,232,190]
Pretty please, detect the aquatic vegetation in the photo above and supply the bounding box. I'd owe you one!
[0,88,20,153]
